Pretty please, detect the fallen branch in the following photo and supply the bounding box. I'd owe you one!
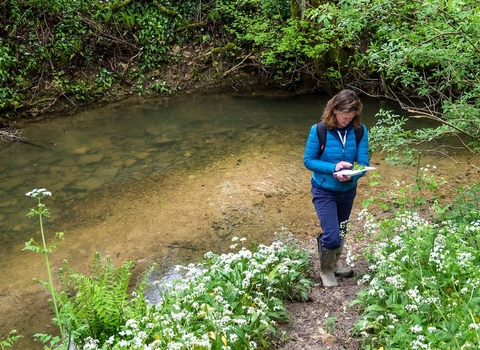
[0,127,47,148]
[0,127,28,143]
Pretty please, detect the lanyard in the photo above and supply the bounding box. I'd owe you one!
[337,130,348,148]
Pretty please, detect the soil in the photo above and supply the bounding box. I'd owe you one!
[274,237,370,350]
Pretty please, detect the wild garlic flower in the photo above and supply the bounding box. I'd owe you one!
[385,274,406,289]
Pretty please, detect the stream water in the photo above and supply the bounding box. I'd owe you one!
[0,91,474,348]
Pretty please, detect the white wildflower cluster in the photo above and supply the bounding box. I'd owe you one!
[345,245,355,268]
[465,220,480,233]
[465,278,480,293]
[26,188,52,198]
[393,179,408,187]
[357,208,380,234]
[182,263,208,280]
[411,334,431,349]
[385,274,406,289]
[411,324,423,333]
[339,220,349,238]
[404,286,430,312]
[428,234,447,271]
[126,319,139,329]
[75,236,310,349]
[396,212,430,233]
[367,242,400,277]
[364,277,387,299]
[406,286,422,303]
[388,313,398,323]
[83,337,99,350]
[405,303,418,312]
[353,193,480,349]
[437,220,458,236]
[357,273,371,285]
[457,251,474,268]
[419,164,436,172]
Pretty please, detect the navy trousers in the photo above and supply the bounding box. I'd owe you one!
[311,184,356,250]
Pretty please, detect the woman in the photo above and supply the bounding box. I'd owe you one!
[303,89,369,287]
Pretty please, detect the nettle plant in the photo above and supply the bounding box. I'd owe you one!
[350,175,480,349]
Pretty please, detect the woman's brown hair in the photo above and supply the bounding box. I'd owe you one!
[322,89,363,130]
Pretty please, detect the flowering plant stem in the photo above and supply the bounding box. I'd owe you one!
[23,189,66,347]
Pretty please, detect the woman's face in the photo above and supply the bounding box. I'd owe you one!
[334,111,355,128]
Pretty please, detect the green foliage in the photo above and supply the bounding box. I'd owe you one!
[352,210,480,349]
[0,330,22,350]
[323,316,338,334]
[22,187,314,349]
[440,181,480,224]
[150,80,178,94]
[1,0,479,158]
[38,230,313,349]
[342,0,480,152]
[213,0,349,85]
[369,110,421,165]
[352,166,480,349]
[361,165,446,224]
[0,41,17,82]
[352,0,480,93]
[54,253,146,347]
[212,0,293,74]
[97,232,313,349]
[211,0,480,153]
[0,0,204,115]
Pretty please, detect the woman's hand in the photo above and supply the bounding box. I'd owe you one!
[334,161,352,172]
[337,175,352,182]
[334,161,353,182]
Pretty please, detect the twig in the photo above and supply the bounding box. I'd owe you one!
[222,52,254,78]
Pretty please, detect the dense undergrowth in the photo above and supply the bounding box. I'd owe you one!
[1,0,479,157]
[350,170,480,349]
[17,188,314,349]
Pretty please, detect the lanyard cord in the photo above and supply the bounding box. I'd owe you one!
[337,130,348,149]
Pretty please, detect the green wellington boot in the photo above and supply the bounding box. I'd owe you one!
[319,246,338,288]
[334,241,354,278]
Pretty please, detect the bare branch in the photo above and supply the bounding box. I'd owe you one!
[222,52,254,78]
[408,111,480,142]
[0,127,27,143]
